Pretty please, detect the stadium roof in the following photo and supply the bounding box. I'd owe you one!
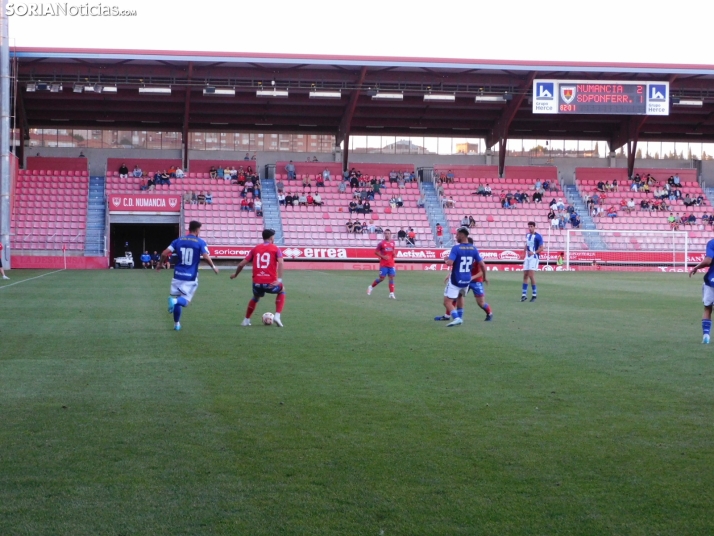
[13,47,714,150]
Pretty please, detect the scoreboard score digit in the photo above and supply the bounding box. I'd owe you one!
[533,80,669,116]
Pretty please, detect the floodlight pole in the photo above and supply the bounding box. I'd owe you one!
[0,0,11,269]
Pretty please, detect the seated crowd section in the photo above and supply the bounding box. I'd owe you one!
[105,158,263,245]
[275,162,429,247]
[11,157,89,251]
[574,167,710,251]
[435,165,564,250]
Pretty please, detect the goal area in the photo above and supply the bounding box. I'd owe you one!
[564,230,689,270]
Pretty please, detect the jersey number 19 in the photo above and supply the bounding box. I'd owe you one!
[255,252,271,269]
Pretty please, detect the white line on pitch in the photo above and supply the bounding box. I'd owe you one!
[0,269,65,290]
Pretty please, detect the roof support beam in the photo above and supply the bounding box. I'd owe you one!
[609,115,648,153]
[485,71,536,149]
[182,62,193,168]
[336,66,367,147]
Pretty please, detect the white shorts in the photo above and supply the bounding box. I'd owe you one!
[444,281,467,300]
[523,255,539,271]
[170,278,198,303]
[702,284,714,307]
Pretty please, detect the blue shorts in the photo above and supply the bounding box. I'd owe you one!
[379,267,396,278]
[468,282,485,297]
[252,282,283,299]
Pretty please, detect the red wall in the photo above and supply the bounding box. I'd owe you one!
[276,161,342,177]
[189,160,256,173]
[576,167,697,183]
[26,157,88,172]
[346,163,415,177]
[505,166,558,181]
[106,158,181,175]
[12,256,109,269]
[434,165,498,178]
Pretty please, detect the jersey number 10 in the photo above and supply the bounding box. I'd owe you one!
[180,247,194,265]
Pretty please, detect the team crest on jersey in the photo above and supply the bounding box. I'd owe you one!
[560,86,576,104]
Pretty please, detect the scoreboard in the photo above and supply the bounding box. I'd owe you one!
[532,80,669,116]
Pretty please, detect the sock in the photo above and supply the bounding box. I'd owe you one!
[532,284,537,296]
[450,309,458,319]
[275,292,285,313]
[481,303,492,315]
[522,283,528,295]
[456,307,464,319]
[173,305,182,323]
[388,280,395,293]
[372,279,381,287]
[246,298,258,319]
[703,319,712,336]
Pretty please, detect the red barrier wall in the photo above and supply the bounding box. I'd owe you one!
[434,165,498,178]
[106,158,182,176]
[505,166,558,181]
[275,161,342,178]
[12,256,109,269]
[26,157,88,172]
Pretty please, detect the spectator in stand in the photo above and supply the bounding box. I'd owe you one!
[254,198,263,216]
[556,198,565,211]
[276,179,285,193]
[313,192,323,207]
[322,168,331,182]
[371,179,382,198]
[461,215,470,227]
[244,178,254,195]
[484,184,492,197]
[417,193,425,208]
[132,165,143,178]
[389,196,398,209]
[640,199,650,211]
[197,191,206,205]
[353,220,362,233]
[278,192,286,206]
[244,153,250,160]
[442,197,455,209]
[408,171,416,183]
[302,174,312,191]
[534,179,542,191]
[612,179,619,192]
[338,180,346,193]
[468,215,477,228]
[558,213,567,230]
[684,194,695,207]
[182,190,191,205]
[631,175,641,191]
[285,161,296,180]
[140,251,152,268]
[686,213,697,226]
[604,181,612,192]
[668,213,678,230]
[216,165,224,179]
[350,175,360,189]
[363,200,372,214]
[547,208,556,222]
[119,163,129,178]
[306,193,314,206]
[253,181,261,199]
[284,192,293,208]
[346,220,354,233]
[151,250,160,268]
[397,175,406,189]
[141,177,154,191]
[240,197,250,212]
[607,205,618,218]
[596,181,606,192]
[446,170,455,183]
[175,167,185,178]
[626,198,636,214]
[549,198,558,211]
[570,212,581,228]
[292,195,299,208]
[205,192,213,204]
[435,223,444,246]
[316,173,325,188]
[533,188,542,203]
[395,196,403,208]
[673,174,682,187]
[168,165,177,178]
[349,200,357,214]
[406,228,417,247]
[388,169,398,183]
[298,193,307,206]
[550,214,559,231]
[397,227,407,243]
[251,153,257,160]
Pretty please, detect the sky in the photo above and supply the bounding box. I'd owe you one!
[7,0,714,66]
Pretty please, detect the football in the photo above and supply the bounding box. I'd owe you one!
[262,312,275,325]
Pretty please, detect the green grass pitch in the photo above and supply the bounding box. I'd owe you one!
[1,268,713,535]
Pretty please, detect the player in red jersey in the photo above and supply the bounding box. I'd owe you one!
[230,229,285,327]
[367,229,397,299]
[435,237,492,321]
[0,242,9,279]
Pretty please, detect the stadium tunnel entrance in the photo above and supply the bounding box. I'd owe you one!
[110,222,179,267]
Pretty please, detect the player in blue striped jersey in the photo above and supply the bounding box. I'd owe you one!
[521,221,544,302]
[442,227,482,327]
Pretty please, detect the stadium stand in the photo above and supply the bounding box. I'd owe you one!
[106,158,181,177]
[104,172,262,244]
[277,163,430,246]
[25,156,88,172]
[189,160,257,177]
[574,167,710,251]
[274,161,342,181]
[11,168,89,251]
